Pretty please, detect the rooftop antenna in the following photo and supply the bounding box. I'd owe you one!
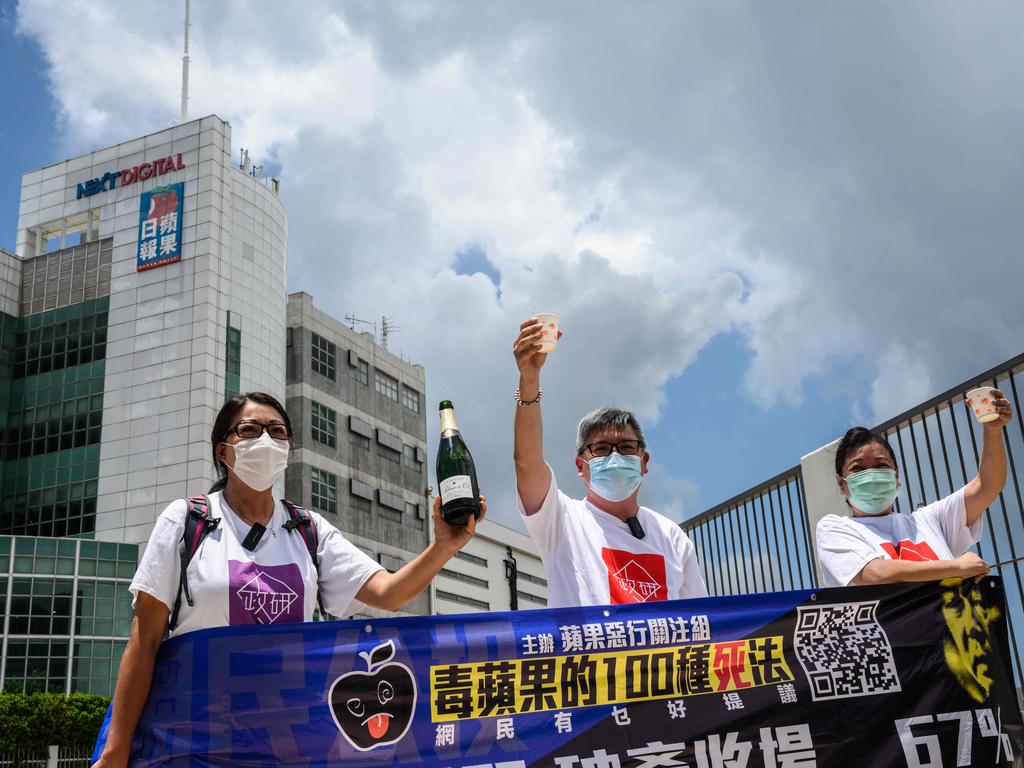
[345,314,372,333]
[179,0,191,123]
[380,315,401,350]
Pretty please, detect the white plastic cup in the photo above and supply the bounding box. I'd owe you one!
[965,387,1000,423]
[535,313,560,353]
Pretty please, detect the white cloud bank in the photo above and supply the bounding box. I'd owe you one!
[16,0,1024,525]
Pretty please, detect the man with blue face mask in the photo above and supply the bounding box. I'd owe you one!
[513,317,707,608]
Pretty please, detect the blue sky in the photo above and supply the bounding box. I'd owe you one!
[3,1,1023,526]
[0,0,55,243]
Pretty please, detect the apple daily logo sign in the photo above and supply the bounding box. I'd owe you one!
[76,154,186,199]
[328,640,417,752]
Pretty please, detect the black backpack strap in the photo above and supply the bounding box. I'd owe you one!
[168,495,220,632]
[282,499,327,618]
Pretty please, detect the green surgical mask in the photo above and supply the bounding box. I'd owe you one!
[844,468,898,515]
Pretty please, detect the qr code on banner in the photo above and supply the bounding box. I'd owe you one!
[793,601,901,701]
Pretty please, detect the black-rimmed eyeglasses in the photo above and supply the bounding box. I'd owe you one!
[581,440,644,458]
[223,420,292,441]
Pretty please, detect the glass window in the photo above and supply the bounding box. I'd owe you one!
[517,591,547,607]
[377,444,401,464]
[518,571,548,587]
[310,468,337,515]
[311,333,336,380]
[374,369,399,401]
[225,318,241,400]
[350,494,371,514]
[436,589,489,611]
[379,505,402,523]
[454,550,487,568]
[310,401,337,448]
[403,444,420,469]
[401,385,420,413]
[351,357,369,386]
[439,567,488,589]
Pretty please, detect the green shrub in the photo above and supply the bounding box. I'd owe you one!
[0,692,110,753]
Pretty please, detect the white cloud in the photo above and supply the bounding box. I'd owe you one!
[867,343,933,426]
[15,0,1024,525]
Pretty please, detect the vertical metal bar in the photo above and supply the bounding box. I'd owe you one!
[701,524,717,597]
[894,426,916,511]
[907,417,929,505]
[764,486,787,591]
[694,524,710,596]
[712,513,727,596]
[794,473,818,587]
[742,501,758,594]
[919,408,942,501]
[722,509,737,596]
[769,484,795,590]
[889,440,903,512]
[748,497,767,593]
[778,481,805,588]
[948,399,971,485]
[733,501,750,595]
[783,478,805,587]
[727,506,745,595]
[745,502,759,593]
[756,493,777,591]
[933,401,956,495]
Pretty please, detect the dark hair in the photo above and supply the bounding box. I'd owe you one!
[576,406,647,455]
[209,391,291,492]
[834,427,897,476]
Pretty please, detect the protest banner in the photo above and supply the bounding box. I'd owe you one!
[93,577,1022,767]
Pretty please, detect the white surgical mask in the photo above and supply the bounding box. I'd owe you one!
[225,433,290,491]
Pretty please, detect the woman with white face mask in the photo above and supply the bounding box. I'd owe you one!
[815,391,1012,588]
[94,392,485,768]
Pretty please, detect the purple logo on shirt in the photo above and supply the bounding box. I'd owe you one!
[228,560,304,625]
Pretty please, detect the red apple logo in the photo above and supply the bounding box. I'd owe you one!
[328,640,417,751]
[147,189,179,220]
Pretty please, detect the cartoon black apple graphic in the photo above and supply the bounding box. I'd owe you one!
[328,639,417,751]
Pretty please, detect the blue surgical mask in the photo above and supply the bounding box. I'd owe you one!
[844,468,898,515]
[587,453,643,502]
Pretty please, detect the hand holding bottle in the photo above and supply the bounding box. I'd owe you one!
[432,494,486,554]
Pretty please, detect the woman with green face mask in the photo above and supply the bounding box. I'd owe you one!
[815,389,1013,588]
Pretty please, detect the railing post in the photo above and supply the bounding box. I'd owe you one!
[48,745,58,768]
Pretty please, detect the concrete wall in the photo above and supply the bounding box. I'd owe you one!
[800,438,847,582]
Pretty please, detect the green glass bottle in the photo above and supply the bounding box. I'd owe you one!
[436,400,481,526]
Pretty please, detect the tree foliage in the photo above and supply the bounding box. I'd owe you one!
[0,693,110,754]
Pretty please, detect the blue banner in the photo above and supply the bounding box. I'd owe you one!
[136,182,184,272]
[95,578,1022,767]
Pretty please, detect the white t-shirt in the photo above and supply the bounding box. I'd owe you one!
[518,466,708,608]
[131,492,384,637]
[815,487,981,588]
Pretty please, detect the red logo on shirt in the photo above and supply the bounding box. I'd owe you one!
[880,540,940,562]
[601,548,668,603]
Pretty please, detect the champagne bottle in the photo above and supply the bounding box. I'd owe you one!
[436,400,482,526]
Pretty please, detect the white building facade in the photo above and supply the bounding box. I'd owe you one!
[5,114,287,544]
[433,519,549,614]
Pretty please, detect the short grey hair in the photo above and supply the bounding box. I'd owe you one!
[576,406,646,455]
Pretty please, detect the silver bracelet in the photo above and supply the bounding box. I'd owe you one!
[514,388,543,407]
